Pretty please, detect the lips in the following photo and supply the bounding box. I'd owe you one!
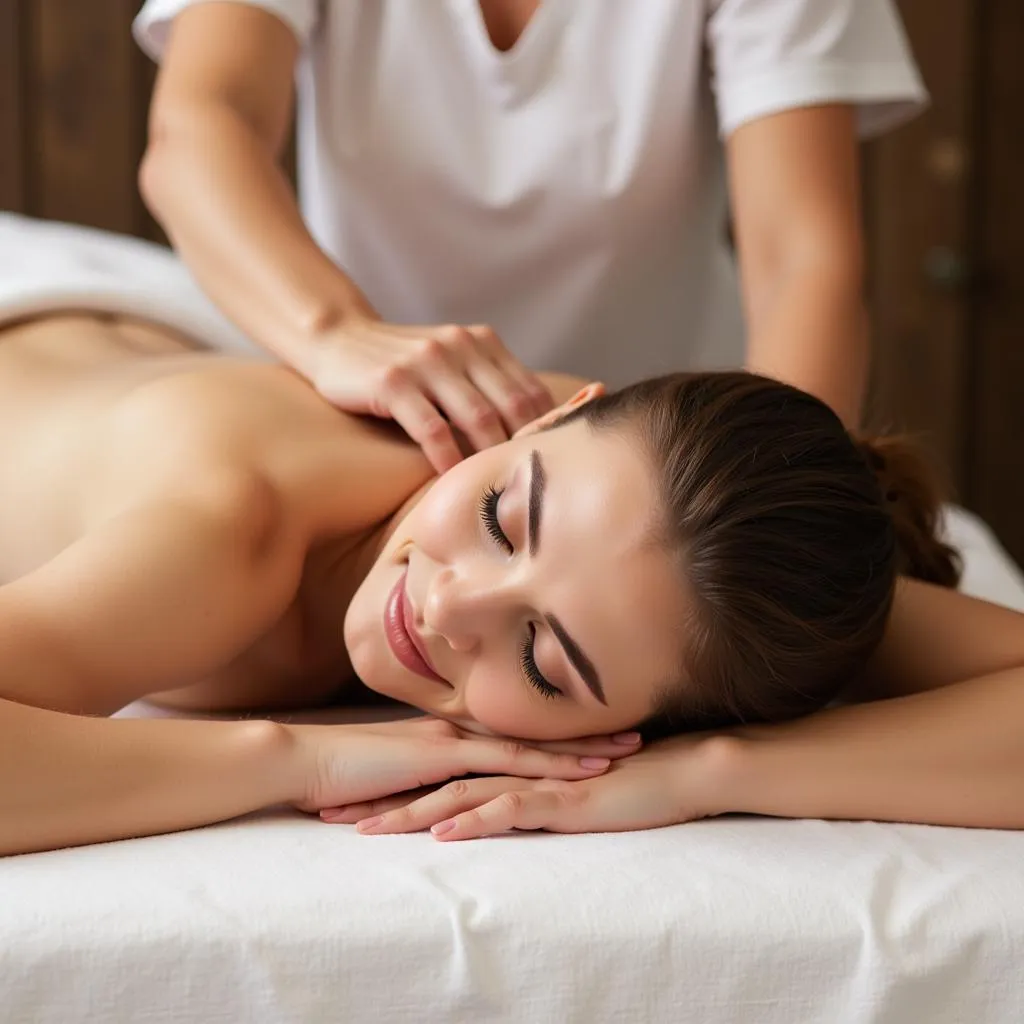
[384,569,446,684]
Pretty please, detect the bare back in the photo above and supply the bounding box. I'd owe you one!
[0,313,434,710]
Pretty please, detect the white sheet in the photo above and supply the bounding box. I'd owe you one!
[1,217,1023,1024]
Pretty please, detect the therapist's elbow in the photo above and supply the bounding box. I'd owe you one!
[138,113,189,226]
[138,98,219,222]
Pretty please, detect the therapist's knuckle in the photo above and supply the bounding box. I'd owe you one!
[436,325,472,352]
[502,390,535,421]
[466,402,500,431]
[470,324,500,349]
[455,330,484,358]
[419,416,453,442]
[415,336,448,364]
[378,362,412,395]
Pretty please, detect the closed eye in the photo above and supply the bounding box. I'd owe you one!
[478,483,562,699]
[479,484,513,555]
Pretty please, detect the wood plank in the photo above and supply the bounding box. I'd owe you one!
[863,0,978,494]
[28,0,145,233]
[969,0,1024,564]
[0,0,26,211]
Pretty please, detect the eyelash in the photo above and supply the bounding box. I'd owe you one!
[479,484,513,555]
[478,484,562,700]
[521,626,561,700]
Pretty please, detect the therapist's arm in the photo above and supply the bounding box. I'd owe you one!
[726,104,868,428]
[140,3,552,472]
[717,580,1024,829]
[139,3,372,377]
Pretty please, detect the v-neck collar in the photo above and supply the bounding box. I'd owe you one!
[448,0,569,105]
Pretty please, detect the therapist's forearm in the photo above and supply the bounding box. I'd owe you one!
[140,106,374,377]
[744,267,869,429]
[719,672,1024,829]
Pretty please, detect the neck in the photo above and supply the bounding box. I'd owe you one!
[301,474,438,638]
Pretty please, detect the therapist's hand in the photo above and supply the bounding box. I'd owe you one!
[320,732,735,839]
[310,315,554,473]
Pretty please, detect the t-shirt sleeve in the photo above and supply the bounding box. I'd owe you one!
[706,0,928,139]
[133,0,320,61]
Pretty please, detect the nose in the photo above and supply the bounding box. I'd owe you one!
[423,565,509,653]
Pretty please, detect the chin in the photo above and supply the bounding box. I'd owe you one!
[343,591,388,697]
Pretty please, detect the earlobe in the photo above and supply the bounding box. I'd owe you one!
[513,382,606,439]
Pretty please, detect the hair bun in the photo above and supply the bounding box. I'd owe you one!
[855,434,961,587]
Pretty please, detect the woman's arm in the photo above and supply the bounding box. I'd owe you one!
[718,581,1024,829]
[0,698,297,857]
[727,104,868,428]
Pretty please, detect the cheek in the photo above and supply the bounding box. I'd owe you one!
[463,671,569,741]
[407,457,489,555]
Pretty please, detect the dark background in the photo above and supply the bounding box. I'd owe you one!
[2,1,1022,560]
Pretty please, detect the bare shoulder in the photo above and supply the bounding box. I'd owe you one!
[91,361,435,539]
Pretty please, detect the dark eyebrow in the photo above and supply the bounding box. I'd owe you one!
[527,449,607,706]
[545,614,607,706]
[527,448,545,556]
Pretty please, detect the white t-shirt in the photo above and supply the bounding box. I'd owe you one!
[134,0,926,389]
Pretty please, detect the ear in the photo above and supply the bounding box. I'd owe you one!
[512,382,606,439]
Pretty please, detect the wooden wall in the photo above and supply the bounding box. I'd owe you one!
[2,0,1023,561]
[0,0,158,237]
[863,0,1024,561]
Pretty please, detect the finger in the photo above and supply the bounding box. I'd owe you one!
[424,369,509,454]
[319,787,436,824]
[462,349,544,434]
[384,376,464,473]
[356,777,523,835]
[430,781,586,841]
[452,740,611,780]
[525,732,643,760]
[467,326,555,420]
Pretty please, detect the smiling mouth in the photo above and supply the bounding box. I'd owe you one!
[383,569,447,684]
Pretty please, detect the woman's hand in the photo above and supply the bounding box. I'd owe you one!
[311,315,554,472]
[319,732,736,839]
[286,717,642,814]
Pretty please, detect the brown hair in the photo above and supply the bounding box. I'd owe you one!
[558,371,960,735]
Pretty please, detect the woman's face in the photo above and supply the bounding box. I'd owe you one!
[344,395,688,741]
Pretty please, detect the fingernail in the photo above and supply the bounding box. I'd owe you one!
[356,816,384,833]
[612,732,642,745]
[579,756,611,770]
[431,820,457,836]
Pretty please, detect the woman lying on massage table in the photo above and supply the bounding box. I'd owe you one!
[1,310,1022,857]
